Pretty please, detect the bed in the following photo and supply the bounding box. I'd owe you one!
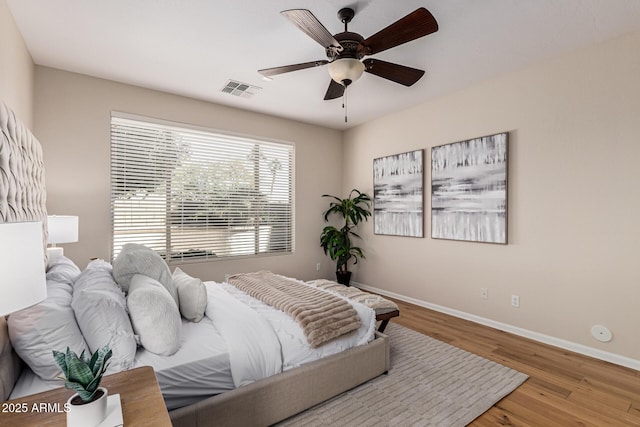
[0,99,390,426]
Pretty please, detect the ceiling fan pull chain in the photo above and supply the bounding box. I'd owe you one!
[343,85,348,123]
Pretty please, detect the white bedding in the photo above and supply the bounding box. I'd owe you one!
[10,279,376,411]
[214,281,376,368]
[205,283,282,388]
[10,317,234,410]
[133,315,233,409]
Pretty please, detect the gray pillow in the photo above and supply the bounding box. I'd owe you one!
[45,255,81,285]
[112,243,178,307]
[7,280,89,380]
[127,274,181,356]
[72,260,137,373]
[172,268,207,323]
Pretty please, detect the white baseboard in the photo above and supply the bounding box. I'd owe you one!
[353,281,640,371]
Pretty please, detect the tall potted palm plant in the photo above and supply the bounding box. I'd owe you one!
[320,189,372,286]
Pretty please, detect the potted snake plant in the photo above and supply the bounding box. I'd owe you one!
[320,189,372,286]
[53,345,112,427]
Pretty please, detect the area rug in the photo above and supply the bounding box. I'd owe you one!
[277,323,528,426]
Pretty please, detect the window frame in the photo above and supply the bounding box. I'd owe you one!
[110,112,295,264]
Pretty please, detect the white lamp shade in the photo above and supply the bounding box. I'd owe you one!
[0,221,47,316]
[328,58,365,85]
[47,215,79,244]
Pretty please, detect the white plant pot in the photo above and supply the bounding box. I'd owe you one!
[66,387,108,427]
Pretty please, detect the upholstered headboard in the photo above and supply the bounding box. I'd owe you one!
[0,99,49,401]
[0,101,48,224]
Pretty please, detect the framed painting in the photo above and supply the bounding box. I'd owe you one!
[373,149,423,237]
[431,132,508,244]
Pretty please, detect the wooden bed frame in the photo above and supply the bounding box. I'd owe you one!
[0,99,391,426]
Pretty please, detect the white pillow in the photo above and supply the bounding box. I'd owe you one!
[112,243,178,307]
[127,274,181,356]
[46,255,81,285]
[72,261,137,373]
[7,280,89,380]
[172,268,207,323]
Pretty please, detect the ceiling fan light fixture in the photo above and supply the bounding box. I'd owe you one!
[328,58,365,86]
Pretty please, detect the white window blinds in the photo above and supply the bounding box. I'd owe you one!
[110,114,294,263]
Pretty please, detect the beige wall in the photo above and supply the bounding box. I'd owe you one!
[35,67,342,282]
[343,31,640,362]
[0,0,33,127]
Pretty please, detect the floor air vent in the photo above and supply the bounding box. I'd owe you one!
[221,80,262,98]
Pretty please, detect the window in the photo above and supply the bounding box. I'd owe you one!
[110,113,294,262]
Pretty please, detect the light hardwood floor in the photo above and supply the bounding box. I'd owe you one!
[390,298,640,426]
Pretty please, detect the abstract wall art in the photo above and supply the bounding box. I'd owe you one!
[431,132,508,244]
[373,149,424,237]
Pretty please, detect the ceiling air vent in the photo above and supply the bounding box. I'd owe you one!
[221,80,262,98]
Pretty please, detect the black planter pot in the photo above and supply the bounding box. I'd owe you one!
[335,271,352,286]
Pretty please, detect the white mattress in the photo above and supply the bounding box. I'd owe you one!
[9,317,233,410]
[134,315,234,409]
[10,280,376,411]
[9,367,60,401]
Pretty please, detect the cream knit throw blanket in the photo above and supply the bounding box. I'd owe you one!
[227,271,361,348]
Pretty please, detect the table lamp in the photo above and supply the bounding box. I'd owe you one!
[0,221,47,316]
[46,215,79,261]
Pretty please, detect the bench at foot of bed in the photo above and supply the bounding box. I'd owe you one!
[375,309,400,332]
[306,279,400,332]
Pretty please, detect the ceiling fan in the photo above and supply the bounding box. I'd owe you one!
[258,7,439,102]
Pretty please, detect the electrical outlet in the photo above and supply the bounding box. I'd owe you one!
[511,295,520,308]
[480,288,488,300]
[316,263,321,271]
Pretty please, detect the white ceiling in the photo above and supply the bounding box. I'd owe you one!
[8,0,640,130]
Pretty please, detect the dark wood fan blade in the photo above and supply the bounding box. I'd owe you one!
[324,79,345,100]
[363,58,425,86]
[281,9,342,50]
[259,60,328,77]
[362,8,438,55]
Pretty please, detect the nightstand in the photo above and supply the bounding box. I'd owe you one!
[1,366,171,426]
